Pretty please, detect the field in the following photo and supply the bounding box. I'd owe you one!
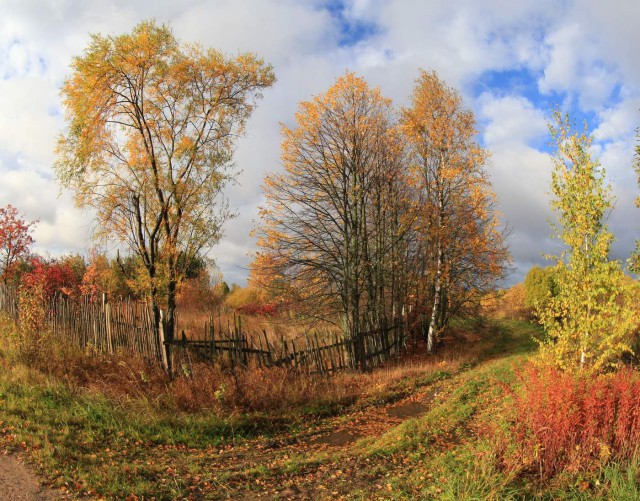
[2,312,639,499]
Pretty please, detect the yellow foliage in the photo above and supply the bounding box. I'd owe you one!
[55,20,275,333]
[224,287,268,310]
[482,283,531,320]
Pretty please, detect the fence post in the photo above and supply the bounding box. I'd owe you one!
[103,293,113,354]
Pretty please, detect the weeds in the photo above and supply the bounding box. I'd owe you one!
[504,365,640,478]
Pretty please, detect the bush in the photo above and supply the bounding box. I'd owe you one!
[235,302,280,316]
[482,283,530,320]
[506,364,640,478]
[224,286,267,310]
[523,266,558,313]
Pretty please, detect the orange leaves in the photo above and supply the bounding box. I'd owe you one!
[255,69,509,345]
[55,20,275,333]
[401,70,509,335]
[256,72,410,332]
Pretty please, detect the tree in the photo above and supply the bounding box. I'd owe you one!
[523,265,558,313]
[0,205,36,285]
[538,112,637,372]
[254,72,413,369]
[401,70,509,352]
[55,20,275,349]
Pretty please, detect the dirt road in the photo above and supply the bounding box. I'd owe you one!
[0,453,59,501]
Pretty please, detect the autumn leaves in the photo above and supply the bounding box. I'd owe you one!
[535,113,638,372]
[56,21,275,343]
[253,71,508,354]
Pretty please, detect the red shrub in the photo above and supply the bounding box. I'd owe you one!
[236,302,280,317]
[21,257,80,299]
[509,364,640,477]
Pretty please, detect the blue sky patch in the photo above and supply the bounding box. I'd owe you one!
[324,1,380,47]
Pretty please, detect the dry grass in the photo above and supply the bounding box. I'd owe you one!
[175,307,341,343]
[170,343,469,415]
[1,313,489,421]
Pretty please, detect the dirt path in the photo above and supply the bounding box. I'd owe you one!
[306,383,441,448]
[0,452,60,501]
[179,381,447,499]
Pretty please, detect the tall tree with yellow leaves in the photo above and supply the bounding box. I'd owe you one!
[631,129,640,274]
[55,21,275,349]
[538,112,637,372]
[401,70,509,352]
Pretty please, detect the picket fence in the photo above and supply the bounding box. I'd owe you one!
[0,285,407,374]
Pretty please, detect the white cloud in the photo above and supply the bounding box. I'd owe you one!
[594,97,640,142]
[480,93,548,147]
[0,77,60,168]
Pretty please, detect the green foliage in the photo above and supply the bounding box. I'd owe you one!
[523,265,558,312]
[217,281,230,297]
[538,112,638,373]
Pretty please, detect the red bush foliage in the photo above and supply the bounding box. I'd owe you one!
[21,257,81,299]
[508,364,640,477]
[0,204,36,283]
[235,301,280,317]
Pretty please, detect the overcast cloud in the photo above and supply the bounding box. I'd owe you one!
[1,0,639,285]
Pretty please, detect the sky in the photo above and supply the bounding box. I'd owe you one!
[1,0,639,286]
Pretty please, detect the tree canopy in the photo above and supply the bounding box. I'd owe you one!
[0,205,36,285]
[253,71,509,357]
[55,20,275,342]
[402,70,509,351]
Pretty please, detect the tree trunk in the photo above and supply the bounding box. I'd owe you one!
[427,244,443,354]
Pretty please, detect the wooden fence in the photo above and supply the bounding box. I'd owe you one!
[172,316,406,373]
[0,284,18,321]
[0,285,407,374]
[47,295,167,368]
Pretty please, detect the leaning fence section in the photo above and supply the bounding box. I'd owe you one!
[172,316,407,374]
[0,284,408,374]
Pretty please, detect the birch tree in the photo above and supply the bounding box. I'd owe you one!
[55,21,275,345]
[631,130,640,274]
[538,112,636,372]
[402,70,508,352]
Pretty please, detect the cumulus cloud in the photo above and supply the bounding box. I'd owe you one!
[480,94,548,147]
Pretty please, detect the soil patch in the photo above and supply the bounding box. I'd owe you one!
[0,452,59,501]
[387,385,440,419]
[310,429,363,447]
[387,401,428,419]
